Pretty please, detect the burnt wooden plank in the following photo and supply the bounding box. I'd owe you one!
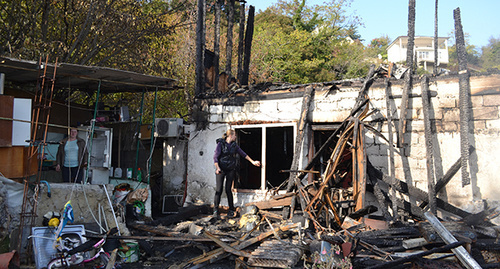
[454,7,472,187]
[248,240,303,268]
[296,98,369,182]
[364,241,466,269]
[131,224,211,242]
[179,222,300,267]
[368,162,472,219]
[287,85,314,192]
[418,221,476,243]
[384,78,399,221]
[246,196,293,210]
[421,75,437,214]
[420,146,475,209]
[397,0,415,148]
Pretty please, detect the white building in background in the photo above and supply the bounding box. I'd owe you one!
[387,36,449,73]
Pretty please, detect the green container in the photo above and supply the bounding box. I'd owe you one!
[118,240,139,263]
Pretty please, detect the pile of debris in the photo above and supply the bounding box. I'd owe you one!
[108,66,500,268]
[118,199,499,268]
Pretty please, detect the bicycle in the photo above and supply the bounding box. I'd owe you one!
[47,228,119,269]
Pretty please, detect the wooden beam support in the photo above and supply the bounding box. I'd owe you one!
[421,75,437,214]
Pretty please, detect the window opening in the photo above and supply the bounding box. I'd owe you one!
[265,126,293,190]
[236,128,262,189]
[234,125,294,191]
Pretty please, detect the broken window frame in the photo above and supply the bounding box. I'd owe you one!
[232,122,297,193]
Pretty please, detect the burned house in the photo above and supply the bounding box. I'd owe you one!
[183,71,500,221]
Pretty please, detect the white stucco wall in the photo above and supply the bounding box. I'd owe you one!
[185,124,227,205]
[163,138,188,195]
[186,73,500,216]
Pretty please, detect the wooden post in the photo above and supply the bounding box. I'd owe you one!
[433,0,439,76]
[424,211,482,269]
[454,8,471,187]
[352,64,375,112]
[241,5,254,86]
[297,99,369,183]
[419,146,475,209]
[225,0,235,81]
[287,86,314,192]
[421,75,436,214]
[213,0,221,92]
[365,241,465,269]
[384,78,398,221]
[237,2,245,84]
[353,123,366,212]
[195,0,206,95]
[397,0,415,147]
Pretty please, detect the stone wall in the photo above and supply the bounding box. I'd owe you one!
[189,73,500,213]
[365,74,500,212]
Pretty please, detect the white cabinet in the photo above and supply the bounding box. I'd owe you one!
[78,126,113,184]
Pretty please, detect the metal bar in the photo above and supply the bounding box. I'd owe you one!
[148,87,158,184]
[424,211,481,269]
[134,90,145,180]
[85,80,101,184]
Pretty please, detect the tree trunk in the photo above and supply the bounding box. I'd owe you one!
[213,0,221,92]
[225,0,235,81]
[237,3,245,85]
[241,5,254,86]
[195,0,206,95]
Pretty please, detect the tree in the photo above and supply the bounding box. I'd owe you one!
[448,31,481,71]
[366,35,391,60]
[251,0,369,84]
[481,37,500,70]
[0,0,196,121]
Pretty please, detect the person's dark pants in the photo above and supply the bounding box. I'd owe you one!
[62,166,83,183]
[214,169,236,211]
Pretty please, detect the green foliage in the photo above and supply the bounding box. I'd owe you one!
[448,43,481,71]
[251,0,370,84]
[481,36,500,70]
[366,35,390,60]
[447,31,481,71]
[0,0,196,122]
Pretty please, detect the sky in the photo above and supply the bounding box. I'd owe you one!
[249,0,500,49]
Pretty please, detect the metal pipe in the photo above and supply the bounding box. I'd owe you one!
[0,73,4,94]
[85,80,102,184]
[147,87,158,184]
[134,90,145,180]
[102,185,121,235]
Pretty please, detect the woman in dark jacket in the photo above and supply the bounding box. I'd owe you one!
[56,127,88,183]
[213,129,260,217]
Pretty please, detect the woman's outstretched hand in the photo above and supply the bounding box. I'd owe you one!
[252,160,261,167]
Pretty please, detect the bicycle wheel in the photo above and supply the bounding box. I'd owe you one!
[47,257,67,269]
[99,251,110,266]
[47,254,85,269]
